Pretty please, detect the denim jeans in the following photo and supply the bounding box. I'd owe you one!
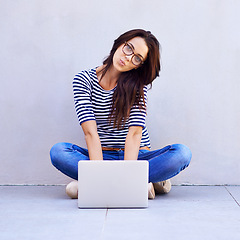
[50,142,192,183]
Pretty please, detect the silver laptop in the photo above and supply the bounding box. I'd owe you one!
[78,160,149,208]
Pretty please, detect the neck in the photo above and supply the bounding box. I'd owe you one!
[103,64,120,81]
[97,65,120,90]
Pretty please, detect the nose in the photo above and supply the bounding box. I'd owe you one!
[124,55,131,62]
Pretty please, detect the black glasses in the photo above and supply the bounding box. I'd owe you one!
[122,42,144,66]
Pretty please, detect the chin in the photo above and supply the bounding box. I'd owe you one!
[112,62,125,72]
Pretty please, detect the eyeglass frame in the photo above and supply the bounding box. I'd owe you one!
[122,42,144,66]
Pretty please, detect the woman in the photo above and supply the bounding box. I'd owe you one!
[50,29,192,199]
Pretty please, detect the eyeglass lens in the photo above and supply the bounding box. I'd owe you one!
[122,43,142,66]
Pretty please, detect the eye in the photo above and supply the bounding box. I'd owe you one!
[134,55,142,64]
[125,44,133,53]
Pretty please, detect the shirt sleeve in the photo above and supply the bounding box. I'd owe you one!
[72,71,96,125]
[128,86,148,128]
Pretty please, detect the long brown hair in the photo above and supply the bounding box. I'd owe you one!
[100,29,161,129]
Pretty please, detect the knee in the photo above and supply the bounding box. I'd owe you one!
[171,144,192,169]
[50,142,66,167]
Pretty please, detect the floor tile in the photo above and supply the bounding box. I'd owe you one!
[225,186,240,206]
[102,186,240,240]
[0,186,106,240]
[104,201,240,240]
[160,186,234,201]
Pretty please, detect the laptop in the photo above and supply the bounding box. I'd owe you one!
[78,160,149,208]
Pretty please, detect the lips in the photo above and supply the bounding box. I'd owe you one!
[119,59,125,66]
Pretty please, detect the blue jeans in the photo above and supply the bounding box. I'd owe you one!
[50,143,192,183]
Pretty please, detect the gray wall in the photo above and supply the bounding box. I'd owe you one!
[1,0,239,185]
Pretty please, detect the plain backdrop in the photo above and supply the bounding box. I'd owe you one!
[0,0,239,185]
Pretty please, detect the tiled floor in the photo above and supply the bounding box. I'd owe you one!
[0,185,239,240]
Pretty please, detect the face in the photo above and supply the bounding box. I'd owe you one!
[112,37,148,72]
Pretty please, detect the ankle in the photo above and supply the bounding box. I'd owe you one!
[153,180,171,194]
[148,182,155,199]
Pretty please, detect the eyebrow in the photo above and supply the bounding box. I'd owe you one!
[128,42,144,59]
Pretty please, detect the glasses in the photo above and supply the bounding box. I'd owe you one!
[122,42,144,66]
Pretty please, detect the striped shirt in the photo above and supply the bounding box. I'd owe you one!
[72,67,151,149]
